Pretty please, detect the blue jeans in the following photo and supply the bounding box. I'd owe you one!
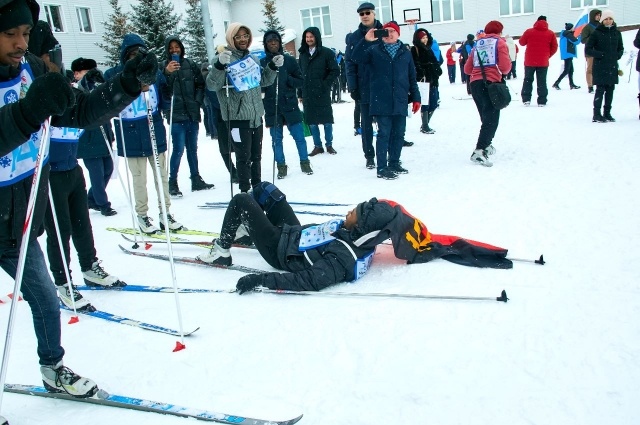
[270,122,309,164]
[309,123,333,148]
[374,115,406,172]
[0,240,64,366]
[360,103,375,159]
[169,120,200,179]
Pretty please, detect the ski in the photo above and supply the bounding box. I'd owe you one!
[75,284,233,294]
[452,96,473,100]
[107,227,219,238]
[60,305,200,336]
[256,287,509,302]
[4,384,303,425]
[119,234,254,250]
[199,204,341,217]
[118,244,268,274]
[205,200,350,207]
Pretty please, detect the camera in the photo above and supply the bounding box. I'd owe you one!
[373,29,389,38]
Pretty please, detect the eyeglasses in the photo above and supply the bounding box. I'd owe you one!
[233,34,250,41]
[359,11,372,16]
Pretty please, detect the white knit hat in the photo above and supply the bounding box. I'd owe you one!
[599,10,614,23]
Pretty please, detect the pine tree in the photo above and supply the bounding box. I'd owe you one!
[95,0,133,67]
[181,0,208,64]
[260,0,285,34]
[130,0,181,59]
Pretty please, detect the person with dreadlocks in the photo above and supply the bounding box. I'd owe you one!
[197,182,514,294]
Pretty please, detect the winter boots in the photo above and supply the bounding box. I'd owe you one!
[470,149,493,167]
[137,215,160,234]
[56,283,94,312]
[309,146,324,156]
[196,240,232,266]
[277,163,288,179]
[41,361,98,398]
[420,111,435,134]
[300,160,313,175]
[191,174,214,191]
[365,158,376,169]
[234,224,253,247]
[603,108,616,122]
[159,212,184,231]
[168,178,182,197]
[592,109,606,123]
[82,260,126,287]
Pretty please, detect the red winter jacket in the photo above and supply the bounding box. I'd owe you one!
[464,34,511,83]
[518,20,558,67]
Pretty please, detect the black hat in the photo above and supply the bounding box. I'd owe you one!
[0,0,34,32]
[357,2,375,13]
[466,33,475,41]
[71,57,97,72]
[565,22,574,30]
[537,15,547,21]
[265,32,280,43]
[352,198,396,242]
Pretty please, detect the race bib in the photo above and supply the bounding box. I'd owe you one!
[50,126,84,143]
[227,56,261,92]
[473,37,499,67]
[0,61,47,187]
[353,250,375,282]
[299,219,344,251]
[120,85,159,120]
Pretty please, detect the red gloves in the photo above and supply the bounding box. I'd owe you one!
[412,101,421,114]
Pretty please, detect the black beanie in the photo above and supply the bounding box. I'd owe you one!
[466,33,475,41]
[0,0,33,32]
[565,22,574,31]
[537,15,547,21]
[71,57,97,72]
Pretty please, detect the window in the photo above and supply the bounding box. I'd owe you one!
[223,21,229,33]
[500,0,534,15]
[76,7,93,33]
[43,4,64,32]
[432,0,463,23]
[359,0,391,23]
[570,0,607,8]
[300,6,332,37]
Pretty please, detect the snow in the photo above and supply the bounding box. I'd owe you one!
[2,31,640,425]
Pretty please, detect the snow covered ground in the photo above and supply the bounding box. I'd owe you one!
[2,31,640,425]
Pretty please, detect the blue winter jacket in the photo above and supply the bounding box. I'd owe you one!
[344,20,383,103]
[559,29,580,60]
[350,39,420,116]
[104,33,168,157]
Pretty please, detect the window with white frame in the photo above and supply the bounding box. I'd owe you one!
[431,0,463,23]
[76,7,93,33]
[570,0,607,8]
[43,4,65,32]
[500,0,534,15]
[300,6,332,37]
[358,0,392,23]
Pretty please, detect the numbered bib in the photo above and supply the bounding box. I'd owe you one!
[227,56,262,92]
[299,219,344,251]
[473,37,499,67]
[50,126,84,143]
[120,85,159,120]
[0,61,46,187]
[353,250,375,282]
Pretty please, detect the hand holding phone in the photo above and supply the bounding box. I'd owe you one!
[373,29,389,38]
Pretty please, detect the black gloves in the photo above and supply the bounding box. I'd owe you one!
[20,72,75,127]
[121,50,159,94]
[350,89,360,101]
[236,274,263,295]
[80,69,105,92]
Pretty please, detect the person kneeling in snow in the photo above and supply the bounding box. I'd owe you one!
[198,182,513,294]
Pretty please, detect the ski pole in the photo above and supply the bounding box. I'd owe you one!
[255,287,509,302]
[101,124,142,249]
[204,200,351,207]
[143,90,186,351]
[47,183,79,323]
[116,114,143,249]
[272,68,279,183]
[507,254,545,265]
[224,60,234,199]
[0,118,52,413]
[166,88,175,173]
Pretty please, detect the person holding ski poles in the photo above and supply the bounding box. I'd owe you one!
[0,0,156,406]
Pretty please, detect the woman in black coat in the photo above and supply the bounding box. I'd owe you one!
[585,10,624,123]
[411,28,442,134]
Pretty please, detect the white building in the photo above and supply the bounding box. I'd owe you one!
[38,0,640,68]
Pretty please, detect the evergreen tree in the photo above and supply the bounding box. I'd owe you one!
[95,0,132,67]
[181,0,208,64]
[260,0,285,34]
[130,0,181,59]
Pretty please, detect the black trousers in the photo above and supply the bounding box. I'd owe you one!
[353,100,361,129]
[554,58,575,86]
[521,66,549,105]
[218,193,300,269]
[82,156,113,210]
[232,126,263,193]
[215,108,236,176]
[470,80,501,151]
[44,165,97,284]
[594,84,615,113]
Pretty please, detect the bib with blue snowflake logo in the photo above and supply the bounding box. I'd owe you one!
[353,249,375,282]
[298,219,344,251]
[50,126,84,143]
[120,85,159,121]
[0,61,47,187]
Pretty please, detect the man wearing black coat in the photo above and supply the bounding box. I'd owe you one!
[298,27,340,156]
[0,0,155,404]
[261,30,312,179]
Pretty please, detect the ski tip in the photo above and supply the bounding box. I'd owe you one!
[96,388,110,400]
[287,413,304,425]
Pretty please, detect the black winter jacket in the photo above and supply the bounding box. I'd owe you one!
[411,29,442,86]
[161,35,205,123]
[344,20,383,102]
[260,30,304,127]
[297,27,340,125]
[634,28,640,72]
[0,54,138,248]
[585,23,624,86]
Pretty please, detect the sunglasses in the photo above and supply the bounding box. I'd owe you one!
[359,11,372,16]
[233,34,250,41]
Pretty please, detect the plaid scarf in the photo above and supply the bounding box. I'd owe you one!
[383,41,402,58]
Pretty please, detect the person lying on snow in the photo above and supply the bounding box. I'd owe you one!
[197,182,513,294]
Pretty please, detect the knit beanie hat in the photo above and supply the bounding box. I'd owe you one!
[383,21,400,35]
[466,34,475,41]
[564,23,574,31]
[415,30,427,40]
[484,20,504,35]
[0,0,33,32]
[71,58,97,72]
[599,10,614,23]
